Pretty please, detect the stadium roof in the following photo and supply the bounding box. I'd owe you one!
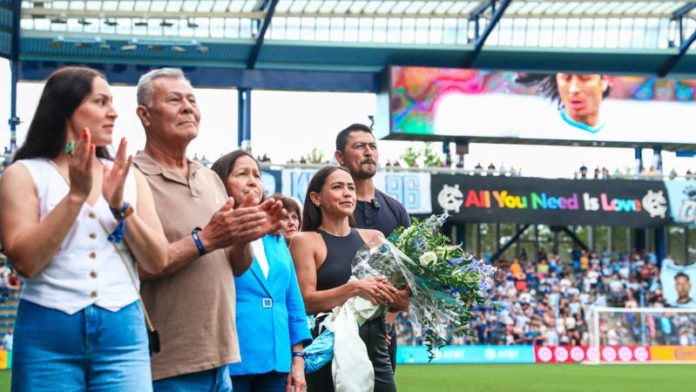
[2,0,695,76]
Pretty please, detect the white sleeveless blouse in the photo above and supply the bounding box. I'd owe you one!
[15,158,139,315]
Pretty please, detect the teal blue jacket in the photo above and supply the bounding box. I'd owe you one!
[228,234,312,376]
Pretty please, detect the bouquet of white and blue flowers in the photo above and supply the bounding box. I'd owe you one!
[305,214,496,390]
[352,213,496,359]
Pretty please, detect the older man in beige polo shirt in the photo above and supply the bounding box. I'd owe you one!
[132,68,284,392]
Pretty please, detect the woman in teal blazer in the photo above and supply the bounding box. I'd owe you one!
[212,150,311,392]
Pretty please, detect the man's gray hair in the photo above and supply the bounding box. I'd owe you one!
[136,67,189,107]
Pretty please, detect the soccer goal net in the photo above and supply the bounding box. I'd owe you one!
[588,307,696,364]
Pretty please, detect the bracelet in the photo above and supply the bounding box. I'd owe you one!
[191,227,206,256]
[107,202,132,244]
[109,202,134,219]
[292,351,305,359]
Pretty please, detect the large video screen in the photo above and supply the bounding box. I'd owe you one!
[387,66,696,146]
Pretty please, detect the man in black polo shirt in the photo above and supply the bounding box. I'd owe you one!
[334,123,410,373]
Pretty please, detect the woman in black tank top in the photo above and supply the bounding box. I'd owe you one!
[290,167,399,392]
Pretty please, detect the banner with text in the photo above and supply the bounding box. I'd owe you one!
[534,345,651,364]
[431,175,669,227]
[664,180,696,227]
[659,258,696,307]
[396,345,535,364]
[650,346,696,362]
[278,168,431,215]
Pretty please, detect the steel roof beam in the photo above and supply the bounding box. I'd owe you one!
[672,2,696,19]
[20,6,688,20]
[21,9,265,19]
[659,2,696,76]
[247,0,279,69]
[657,26,696,76]
[465,0,512,68]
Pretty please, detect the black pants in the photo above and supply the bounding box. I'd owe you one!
[388,326,397,373]
[307,316,396,392]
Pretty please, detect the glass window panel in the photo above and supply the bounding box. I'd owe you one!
[578,18,592,47]
[213,1,232,12]
[103,1,119,11]
[207,18,225,38]
[552,18,567,47]
[457,19,470,45]
[151,1,168,12]
[594,226,611,254]
[373,17,388,43]
[387,18,401,43]
[605,18,620,48]
[198,1,216,12]
[35,18,51,30]
[52,1,70,10]
[358,18,373,43]
[414,18,429,44]
[135,2,151,12]
[376,1,397,14]
[166,1,184,12]
[315,17,331,41]
[301,17,316,41]
[239,18,252,38]
[479,223,497,260]
[183,1,201,12]
[304,1,323,13]
[401,18,415,43]
[688,228,696,263]
[334,1,353,14]
[668,226,686,264]
[512,18,526,46]
[566,18,581,47]
[539,18,553,46]
[291,0,309,13]
[428,18,443,44]
[441,18,457,44]
[70,1,87,10]
[284,16,301,40]
[51,21,67,32]
[329,18,344,42]
[465,223,478,256]
[344,17,359,42]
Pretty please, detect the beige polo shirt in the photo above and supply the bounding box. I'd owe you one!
[133,151,240,380]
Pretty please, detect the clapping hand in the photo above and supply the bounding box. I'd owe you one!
[102,137,133,209]
[67,127,95,202]
[199,194,286,250]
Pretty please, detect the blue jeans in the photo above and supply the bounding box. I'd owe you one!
[232,371,287,392]
[12,299,152,392]
[154,366,232,392]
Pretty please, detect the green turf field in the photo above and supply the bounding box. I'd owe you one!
[2,364,694,391]
[1,369,9,391]
[395,364,696,392]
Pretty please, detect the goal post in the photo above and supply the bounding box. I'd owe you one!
[588,306,696,364]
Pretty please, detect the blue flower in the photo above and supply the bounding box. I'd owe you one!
[448,257,467,268]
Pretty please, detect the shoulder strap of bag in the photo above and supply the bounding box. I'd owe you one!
[96,219,157,334]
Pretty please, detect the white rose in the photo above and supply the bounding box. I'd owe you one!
[419,251,438,267]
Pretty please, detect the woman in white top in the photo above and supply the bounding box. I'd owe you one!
[0,66,169,391]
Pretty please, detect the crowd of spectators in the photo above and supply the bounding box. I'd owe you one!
[0,257,20,302]
[395,249,696,347]
[574,163,696,180]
